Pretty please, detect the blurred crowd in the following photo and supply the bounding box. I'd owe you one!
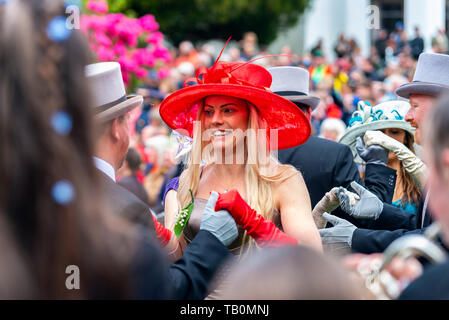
[127,25,449,215]
[5,0,449,301]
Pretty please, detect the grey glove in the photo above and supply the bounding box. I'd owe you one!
[318,213,357,247]
[200,191,238,246]
[356,136,389,166]
[338,181,384,220]
[312,187,359,229]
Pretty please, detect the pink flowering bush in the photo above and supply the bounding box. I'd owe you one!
[81,0,172,92]
[86,0,108,14]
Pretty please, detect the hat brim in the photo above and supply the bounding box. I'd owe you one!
[283,95,320,110]
[395,81,449,99]
[95,95,143,122]
[339,120,415,163]
[159,84,311,150]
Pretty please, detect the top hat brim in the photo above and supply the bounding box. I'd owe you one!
[95,95,143,123]
[282,95,320,110]
[395,81,449,99]
[159,83,311,150]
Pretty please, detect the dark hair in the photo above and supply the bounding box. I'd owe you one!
[0,0,134,298]
[126,148,142,172]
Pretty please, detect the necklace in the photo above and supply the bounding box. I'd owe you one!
[211,167,242,193]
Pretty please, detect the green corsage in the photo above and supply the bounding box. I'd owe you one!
[174,189,194,238]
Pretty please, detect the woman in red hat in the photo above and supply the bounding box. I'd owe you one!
[160,59,322,263]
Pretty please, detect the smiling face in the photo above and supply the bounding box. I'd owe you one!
[201,95,249,154]
[405,94,436,145]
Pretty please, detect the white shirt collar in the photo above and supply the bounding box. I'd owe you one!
[93,157,116,182]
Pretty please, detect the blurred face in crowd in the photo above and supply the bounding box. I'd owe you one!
[379,29,387,39]
[356,84,372,101]
[361,59,374,73]
[281,45,292,55]
[141,125,157,144]
[243,32,258,45]
[136,88,151,105]
[202,95,249,153]
[179,41,193,56]
[406,94,436,144]
[147,146,159,165]
[242,42,255,58]
[162,149,176,169]
[321,129,339,142]
[381,128,407,162]
[372,81,386,101]
[228,47,241,61]
[313,55,325,66]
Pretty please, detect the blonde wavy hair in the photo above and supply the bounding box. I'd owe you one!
[177,96,299,255]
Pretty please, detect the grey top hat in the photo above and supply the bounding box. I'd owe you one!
[268,66,320,110]
[396,53,449,99]
[85,62,143,122]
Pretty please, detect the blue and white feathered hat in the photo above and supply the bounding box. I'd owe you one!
[339,100,415,163]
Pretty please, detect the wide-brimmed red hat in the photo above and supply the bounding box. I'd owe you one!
[159,61,311,150]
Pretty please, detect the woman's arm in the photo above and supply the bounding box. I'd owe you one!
[164,190,186,260]
[276,168,323,252]
[164,189,180,230]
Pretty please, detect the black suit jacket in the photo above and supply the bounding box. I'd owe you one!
[98,170,153,228]
[117,174,151,206]
[278,136,396,226]
[399,258,449,299]
[97,169,231,299]
[351,193,434,254]
[133,228,231,300]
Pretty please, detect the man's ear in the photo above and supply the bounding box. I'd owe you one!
[110,117,121,141]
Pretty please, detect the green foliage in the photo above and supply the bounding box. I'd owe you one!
[82,0,134,15]
[103,0,311,45]
[107,0,137,17]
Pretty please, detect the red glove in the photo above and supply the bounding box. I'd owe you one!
[215,189,298,247]
[152,214,172,247]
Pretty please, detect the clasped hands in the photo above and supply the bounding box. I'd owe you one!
[202,189,298,247]
[318,181,384,249]
[312,186,360,229]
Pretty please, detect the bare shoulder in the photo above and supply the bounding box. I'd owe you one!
[272,164,306,198]
[272,164,311,213]
[274,164,304,187]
